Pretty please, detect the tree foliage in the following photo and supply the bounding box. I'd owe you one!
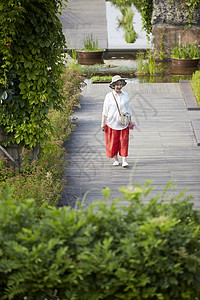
[0,0,67,148]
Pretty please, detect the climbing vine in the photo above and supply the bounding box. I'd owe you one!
[185,0,200,27]
[0,0,67,148]
[139,0,153,35]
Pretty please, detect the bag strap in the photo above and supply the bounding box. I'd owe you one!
[112,92,121,116]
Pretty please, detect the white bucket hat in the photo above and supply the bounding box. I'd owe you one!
[109,75,127,89]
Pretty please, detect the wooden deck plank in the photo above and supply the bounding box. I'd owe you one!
[59,0,107,50]
[60,83,200,209]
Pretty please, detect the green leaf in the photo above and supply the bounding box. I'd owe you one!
[19,83,26,90]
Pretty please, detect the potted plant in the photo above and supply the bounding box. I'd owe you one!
[171,43,200,67]
[77,34,104,65]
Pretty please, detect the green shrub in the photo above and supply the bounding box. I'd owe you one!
[191,70,200,106]
[0,69,84,208]
[0,182,200,299]
[91,75,112,83]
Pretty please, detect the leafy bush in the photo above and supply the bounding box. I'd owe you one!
[0,182,200,299]
[191,70,200,106]
[0,69,84,208]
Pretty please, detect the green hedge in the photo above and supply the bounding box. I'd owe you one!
[0,182,200,299]
[191,70,200,106]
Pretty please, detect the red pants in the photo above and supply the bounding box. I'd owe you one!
[104,125,129,158]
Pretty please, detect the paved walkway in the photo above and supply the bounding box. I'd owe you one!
[59,0,107,50]
[60,83,200,209]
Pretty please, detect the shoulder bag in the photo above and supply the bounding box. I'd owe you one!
[112,92,131,126]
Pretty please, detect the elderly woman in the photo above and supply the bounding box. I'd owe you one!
[101,75,133,167]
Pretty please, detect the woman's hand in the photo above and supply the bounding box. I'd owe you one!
[101,124,105,131]
[101,115,107,131]
[129,121,135,130]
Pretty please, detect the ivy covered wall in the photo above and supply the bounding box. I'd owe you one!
[0,0,67,150]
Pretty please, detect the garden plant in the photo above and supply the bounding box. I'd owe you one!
[171,43,200,59]
[136,51,162,76]
[82,34,103,52]
[0,0,86,208]
[91,75,112,83]
[191,70,200,106]
[0,69,84,209]
[0,181,200,299]
[0,0,67,149]
[117,6,138,43]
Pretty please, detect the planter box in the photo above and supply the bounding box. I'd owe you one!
[171,66,198,75]
[172,58,199,68]
[77,51,104,65]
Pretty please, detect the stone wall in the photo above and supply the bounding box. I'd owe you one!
[152,0,200,59]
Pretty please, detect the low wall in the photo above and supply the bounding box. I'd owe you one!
[152,0,200,59]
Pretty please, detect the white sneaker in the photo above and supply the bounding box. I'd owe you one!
[113,161,120,166]
[122,161,129,167]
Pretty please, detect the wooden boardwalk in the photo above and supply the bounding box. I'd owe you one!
[60,0,107,50]
[60,83,200,209]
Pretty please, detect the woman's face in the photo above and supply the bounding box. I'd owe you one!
[114,81,123,93]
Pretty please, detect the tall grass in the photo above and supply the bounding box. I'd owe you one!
[136,51,160,75]
[83,34,100,51]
